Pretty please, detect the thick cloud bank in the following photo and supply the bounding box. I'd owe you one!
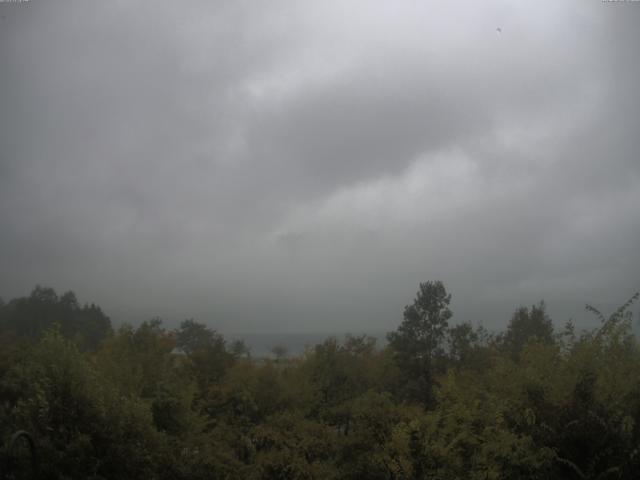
[1,1,638,332]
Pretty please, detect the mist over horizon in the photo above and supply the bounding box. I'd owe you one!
[1,1,639,334]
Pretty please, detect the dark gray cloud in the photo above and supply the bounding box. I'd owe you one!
[1,0,638,333]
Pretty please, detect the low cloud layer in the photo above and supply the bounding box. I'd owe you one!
[1,1,638,332]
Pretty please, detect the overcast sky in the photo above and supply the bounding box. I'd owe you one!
[1,0,638,333]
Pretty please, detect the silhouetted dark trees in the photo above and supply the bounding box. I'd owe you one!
[0,286,111,349]
[386,281,452,406]
[501,301,554,358]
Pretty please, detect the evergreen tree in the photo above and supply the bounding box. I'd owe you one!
[387,281,452,406]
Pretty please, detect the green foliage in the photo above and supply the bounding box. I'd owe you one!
[387,281,452,405]
[175,319,236,392]
[0,328,162,479]
[501,301,555,359]
[0,285,639,479]
[250,413,340,480]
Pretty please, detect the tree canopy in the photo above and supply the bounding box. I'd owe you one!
[386,280,452,405]
[0,286,112,349]
[1,284,639,479]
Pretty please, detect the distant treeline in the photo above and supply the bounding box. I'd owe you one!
[0,283,639,479]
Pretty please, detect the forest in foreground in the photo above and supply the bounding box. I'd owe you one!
[1,283,639,480]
